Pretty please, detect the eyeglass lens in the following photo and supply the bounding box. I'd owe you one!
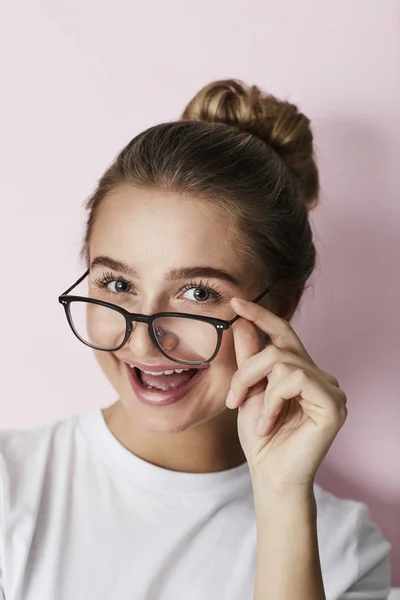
[68,301,219,363]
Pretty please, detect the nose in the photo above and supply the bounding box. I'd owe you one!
[153,320,180,354]
[125,321,161,357]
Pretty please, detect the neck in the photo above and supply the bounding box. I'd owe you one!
[102,400,246,474]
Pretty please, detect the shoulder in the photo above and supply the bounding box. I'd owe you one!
[314,483,391,599]
[0,413,82,488]
[0,412,81,453]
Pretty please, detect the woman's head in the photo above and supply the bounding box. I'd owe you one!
[80,79,319,434]
[82,79,319,319]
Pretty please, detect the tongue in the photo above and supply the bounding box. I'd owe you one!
[140,369,196,391]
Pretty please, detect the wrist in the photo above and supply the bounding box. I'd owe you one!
[251,478,316,513]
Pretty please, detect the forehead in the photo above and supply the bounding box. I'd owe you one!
[90,185,247,280]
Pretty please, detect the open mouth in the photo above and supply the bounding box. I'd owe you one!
[134,366,199,391]
[126,362,206,406]
[125,359,208,407]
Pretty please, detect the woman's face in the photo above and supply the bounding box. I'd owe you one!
[89,184,264,434]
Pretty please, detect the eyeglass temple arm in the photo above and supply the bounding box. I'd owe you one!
[60,269,90,296]
[227,285,272,326]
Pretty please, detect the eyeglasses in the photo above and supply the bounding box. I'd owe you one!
[58,270,272,366]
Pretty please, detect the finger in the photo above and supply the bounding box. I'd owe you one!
[226,318,265,409]
[231,316,264,370]
[256,370,347,437]
[231,297,314,363]
[228,346,337,409]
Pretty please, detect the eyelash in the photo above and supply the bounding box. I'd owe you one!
[92,272,225,304]
[181,280,224,303]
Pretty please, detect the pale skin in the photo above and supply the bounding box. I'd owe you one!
[89,184,347,599]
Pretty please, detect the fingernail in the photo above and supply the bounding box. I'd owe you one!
[226,389,237,408]
[255,416,265,436]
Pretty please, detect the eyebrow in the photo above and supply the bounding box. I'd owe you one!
[90,255,241,287]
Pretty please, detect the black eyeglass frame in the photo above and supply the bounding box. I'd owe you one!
[58,269,273,366]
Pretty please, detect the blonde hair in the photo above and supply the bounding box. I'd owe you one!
[181,79,319,210]
[81,79,320,319]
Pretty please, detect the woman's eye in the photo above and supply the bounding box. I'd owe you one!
[182,287,214,302]
[107,280,132,293]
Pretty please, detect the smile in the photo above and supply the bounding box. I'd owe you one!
[125,363,206,407]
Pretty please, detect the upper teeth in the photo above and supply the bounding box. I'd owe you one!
[130,366,190,376]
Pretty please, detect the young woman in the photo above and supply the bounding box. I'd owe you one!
[0,79,391,599]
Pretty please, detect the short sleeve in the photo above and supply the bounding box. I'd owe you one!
[338,503,392,600]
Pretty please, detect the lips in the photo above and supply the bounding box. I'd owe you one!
[125,363,206,406]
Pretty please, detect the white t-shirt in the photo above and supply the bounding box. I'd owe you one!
[0,409,392,600]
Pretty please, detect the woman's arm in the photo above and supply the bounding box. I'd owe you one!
[225,299,349,598]
[252,482,325,600]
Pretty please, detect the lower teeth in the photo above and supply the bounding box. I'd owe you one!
[136,367,196,392]
[143,383,179,391]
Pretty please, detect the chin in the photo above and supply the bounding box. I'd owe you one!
[118,392,212,435]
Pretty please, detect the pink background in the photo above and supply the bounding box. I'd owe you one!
[1,0,399,585]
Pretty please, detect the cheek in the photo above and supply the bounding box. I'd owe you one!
[213,328,237,371]
[94,350,120,389]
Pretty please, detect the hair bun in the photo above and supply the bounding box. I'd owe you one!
[181,79,319,210]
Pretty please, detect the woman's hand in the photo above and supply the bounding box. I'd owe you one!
[226,297,348,489]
